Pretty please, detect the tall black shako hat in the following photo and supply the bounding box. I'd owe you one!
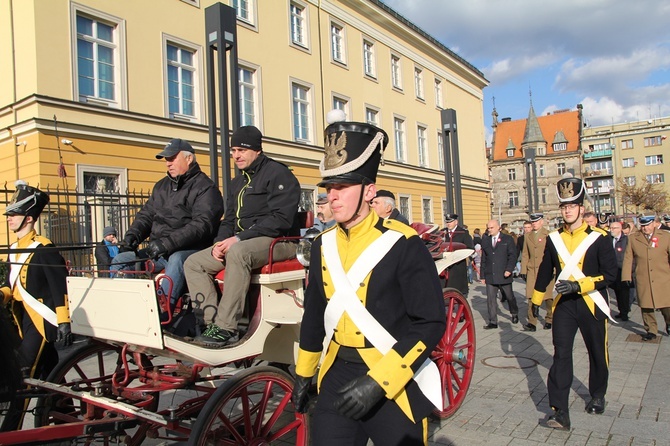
[4,180,49,217]
[556,175,586,205]
[318,110,388,187]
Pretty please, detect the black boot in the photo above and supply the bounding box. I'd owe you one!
[546,408,570,430]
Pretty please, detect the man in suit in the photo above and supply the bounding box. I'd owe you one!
[480,219,519,329]
[370,189,410,225]
[533,176,617,430]
[443,213,474,297]
[521,213,554,331]
[608,221,630,321]
[622,215,670,340]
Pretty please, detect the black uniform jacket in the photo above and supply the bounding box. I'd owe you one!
[1,230,69,342]
[532,222,617,317]
[443,225,474,294]
[126,161,223,255]
[216,153,301,241]
[296,212,446,421]
[480,232,517,285]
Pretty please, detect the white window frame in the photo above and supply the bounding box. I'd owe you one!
[437,131,444,171]
[647,173,665,183]
[239,62,262,128]
[332,94,350,121]
[538,164,545,176]
[162,34,203,123]
[624,176,636,186]
[414,66,424,100]
[233,0,257,27]
[621,139,633,149]
[365,105,379,126]
[506,149,514,157]
[508,168,516,181]
[289,1,310,50]
[394,116,406,163]
[557,163,566,175]
[290,79,313,143]
[644,136,662,147]
[391,54,402,89]
[541,188,547,204]
[508,191,519,208]
[180,0,200,6]
[422,197,433,224]
[399,194,411,222]
[645,155,663,166]
[622,157,635,168]
[330,21,346,65]
[70,3,127,109]
[434,78,443,108]
[363,38,376,78]
[417,124,428,167]
[76,164,128,242]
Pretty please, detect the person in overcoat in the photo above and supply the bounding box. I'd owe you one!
[521,213,554,331]
[443,214,474,296]
[480,219,519,328]
[621,216,670,339]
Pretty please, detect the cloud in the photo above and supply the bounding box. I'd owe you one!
[484,53,559,85]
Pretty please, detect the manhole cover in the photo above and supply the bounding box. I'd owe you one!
[481,355,538,369]
[626,333,662,344]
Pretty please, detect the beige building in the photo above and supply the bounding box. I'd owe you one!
[581,116,670,217]
[0,0,489,245]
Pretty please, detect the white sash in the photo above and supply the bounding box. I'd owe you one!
[9,241,59,327]
[322,230,443,409]
[549,231,615,322]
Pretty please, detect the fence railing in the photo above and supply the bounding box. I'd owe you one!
[1,185,151,274]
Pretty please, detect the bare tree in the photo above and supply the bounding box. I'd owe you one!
[617,178,669,215]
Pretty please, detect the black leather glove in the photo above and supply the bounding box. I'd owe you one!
[119,234,140,253]
[56,323,73,348]
[291,375,312,413]
[146,240,167,260]
[520,274,527,282]
[333,375,385,420]
[623,280,633,288]
[531,303,540,318]
[555,280,580,295]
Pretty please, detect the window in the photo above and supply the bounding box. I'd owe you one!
[647,173,665,183]
[414,67,424,99]
[506,148,515,157]
[73,8,126,107]
[239,66,257,126]
[330,22,345,63]
[332,95,349,119]
[538,164,545,177]
[299,187,316,213]
[508,191,519,208]
[422,198,432,224]
[537,146,546,156]
[233,0,254,24]
[399,195,410,221]
[76,164,128,243]
[644,136,662,147]
[645,155,663,165]
[291,82,311,142]
[363,39,376,78]
[557,163,566,175]
[589,160,613,175]
[365,107,378,126]
[507,168,516,180]
[166,42,197,121]
[553,142,567,152]
[290,2,308,48]
[621,139,633,149]
[417,125,428,167]
[394,117,406,162]
[541,188,547,204]
[624,176,635,186]
[434,78,443,108]
[391,55,402,89]
[437,132,444,171]
[622,158,635,168]
[589,142,610,151]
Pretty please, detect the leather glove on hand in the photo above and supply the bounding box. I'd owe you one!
[520,274,527,282]
[56,323,73,348]
[291,375,312,413]
[333,375,385,420]
[623,280,633,288]
[146,240,167,260]
[555,280,581,295]
[119,234,139,253]
[531,303,540,318]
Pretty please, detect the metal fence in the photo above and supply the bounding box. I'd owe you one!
[1,184,151,274]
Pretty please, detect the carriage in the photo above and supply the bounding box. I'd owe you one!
[0,222,476,445]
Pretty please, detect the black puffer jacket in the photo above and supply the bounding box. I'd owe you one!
[126,162,223,254]
[216,153,300,241]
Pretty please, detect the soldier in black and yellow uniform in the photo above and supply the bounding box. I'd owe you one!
[1,181,72,379]
[291,116,446,445]
[532,176,617,431]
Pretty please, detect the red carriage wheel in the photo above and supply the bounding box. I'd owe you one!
[191,366,308,446]
[431,287,476,418]
[34,340,158,446]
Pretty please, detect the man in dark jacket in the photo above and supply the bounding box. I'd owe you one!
[608,221,630,321]
[443,213,474,296]
[111,139,223,313]
[370,189,410,225]
[185,126,301,347]
[480,219,519,328]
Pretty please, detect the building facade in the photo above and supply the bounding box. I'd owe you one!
[0,0,490,244]
[489,104,583,232]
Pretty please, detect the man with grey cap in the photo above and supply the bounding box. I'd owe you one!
[185,126,301,347]
[112,138,223,322]
[95,226,119,277]
[314,192,336,232]
[370,189,410,225]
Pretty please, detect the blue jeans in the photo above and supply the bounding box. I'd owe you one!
[110,249,197,304]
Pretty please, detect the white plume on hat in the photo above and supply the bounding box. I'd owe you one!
[326,109,346,124]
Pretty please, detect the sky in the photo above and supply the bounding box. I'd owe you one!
[382,0,670,144]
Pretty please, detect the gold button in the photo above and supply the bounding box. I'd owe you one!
[401,364,408,368]
[360,282,365,287]
[323,282,328,287]
[333,328,338,332]
[383,381,389,386]
[417,348,423,352]
[322,266,327,271]
[355,331,361,335]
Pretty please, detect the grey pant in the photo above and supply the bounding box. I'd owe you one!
[486,283,518,325]
[183,237,296,331]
